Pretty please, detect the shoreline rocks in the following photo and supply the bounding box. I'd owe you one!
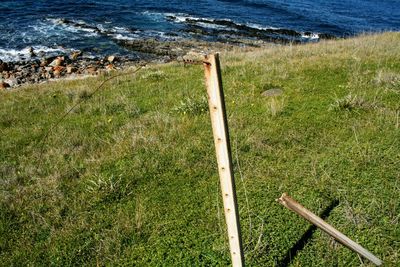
[0,50,143,89]
[0,38,269,90]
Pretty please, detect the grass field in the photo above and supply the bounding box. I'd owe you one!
[1,33,399,266]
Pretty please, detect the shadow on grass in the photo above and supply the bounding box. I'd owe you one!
[278,199,340,267]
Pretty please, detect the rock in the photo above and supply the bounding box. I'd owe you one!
[0,62,9,72]
[53,66,64,72]
[4,78,18,87]
[53,66,64,78]
[28,47,36,57]
[53,69,61,78]
[0,81,10,89]
[3,72,10,79]
[70,51,82,60]
[105,64,114,71]
[86,66,97,75]
[45,72,53,79]
[21,68,30,76]
[40,58,51,67]
[261,88,283,97]
[107,55,116,63]
[66,65,76,74]
[49,56,64,67]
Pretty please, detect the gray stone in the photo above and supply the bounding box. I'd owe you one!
[261,88,283,97]
[4,78,18,87]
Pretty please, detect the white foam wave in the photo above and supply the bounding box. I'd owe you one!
[113,26,130,33]
[146,12,285,33]
[196,22,233,30]
[165,13,214,23]
[141,11,174,22]
[162,13,322,40]
[0,46,73,62]
[109,30,178,42]
[96,23,107,32]
[301,33,320,39]
[168,14,200,23]
[141,11,210,24]
[110,33,138,41]
[46,18,99,34]
[46,18,142,40]
[245,23,280,31]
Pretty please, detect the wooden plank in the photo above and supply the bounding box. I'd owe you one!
[203,54,245,267]
[277,193,382,266]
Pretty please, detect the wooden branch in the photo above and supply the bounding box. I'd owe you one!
[204,54,245,267]
[277,193,382,266]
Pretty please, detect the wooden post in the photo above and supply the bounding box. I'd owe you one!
[277,193,382,266]
[203,54,245,267]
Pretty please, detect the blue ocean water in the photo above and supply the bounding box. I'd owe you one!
[1,0,399,61]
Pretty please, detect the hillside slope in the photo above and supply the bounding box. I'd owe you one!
[1,33,399,266]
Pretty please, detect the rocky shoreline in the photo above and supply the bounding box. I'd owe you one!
[0,14,342,90]
[0,38,266,90]
[0,51,143,90]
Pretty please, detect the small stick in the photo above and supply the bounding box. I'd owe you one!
[277,193,382,266]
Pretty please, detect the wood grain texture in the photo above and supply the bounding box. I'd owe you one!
[204,54,245,267]
[278,193,382,266]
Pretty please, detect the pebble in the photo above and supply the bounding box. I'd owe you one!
[0,81,10,89]
[107,55,116,63]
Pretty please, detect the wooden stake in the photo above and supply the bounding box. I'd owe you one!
[203,54,245,267]
[277,193,382,266]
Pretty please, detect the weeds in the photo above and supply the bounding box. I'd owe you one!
[266,96,285,116]
[173,96,208,115]
[79,90,91,100]
[141,70,166,81]
[86,174,122,194]
[329,94,370,111]
[374,70,400,90]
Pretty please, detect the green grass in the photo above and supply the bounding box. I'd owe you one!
[1,33,400,266]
